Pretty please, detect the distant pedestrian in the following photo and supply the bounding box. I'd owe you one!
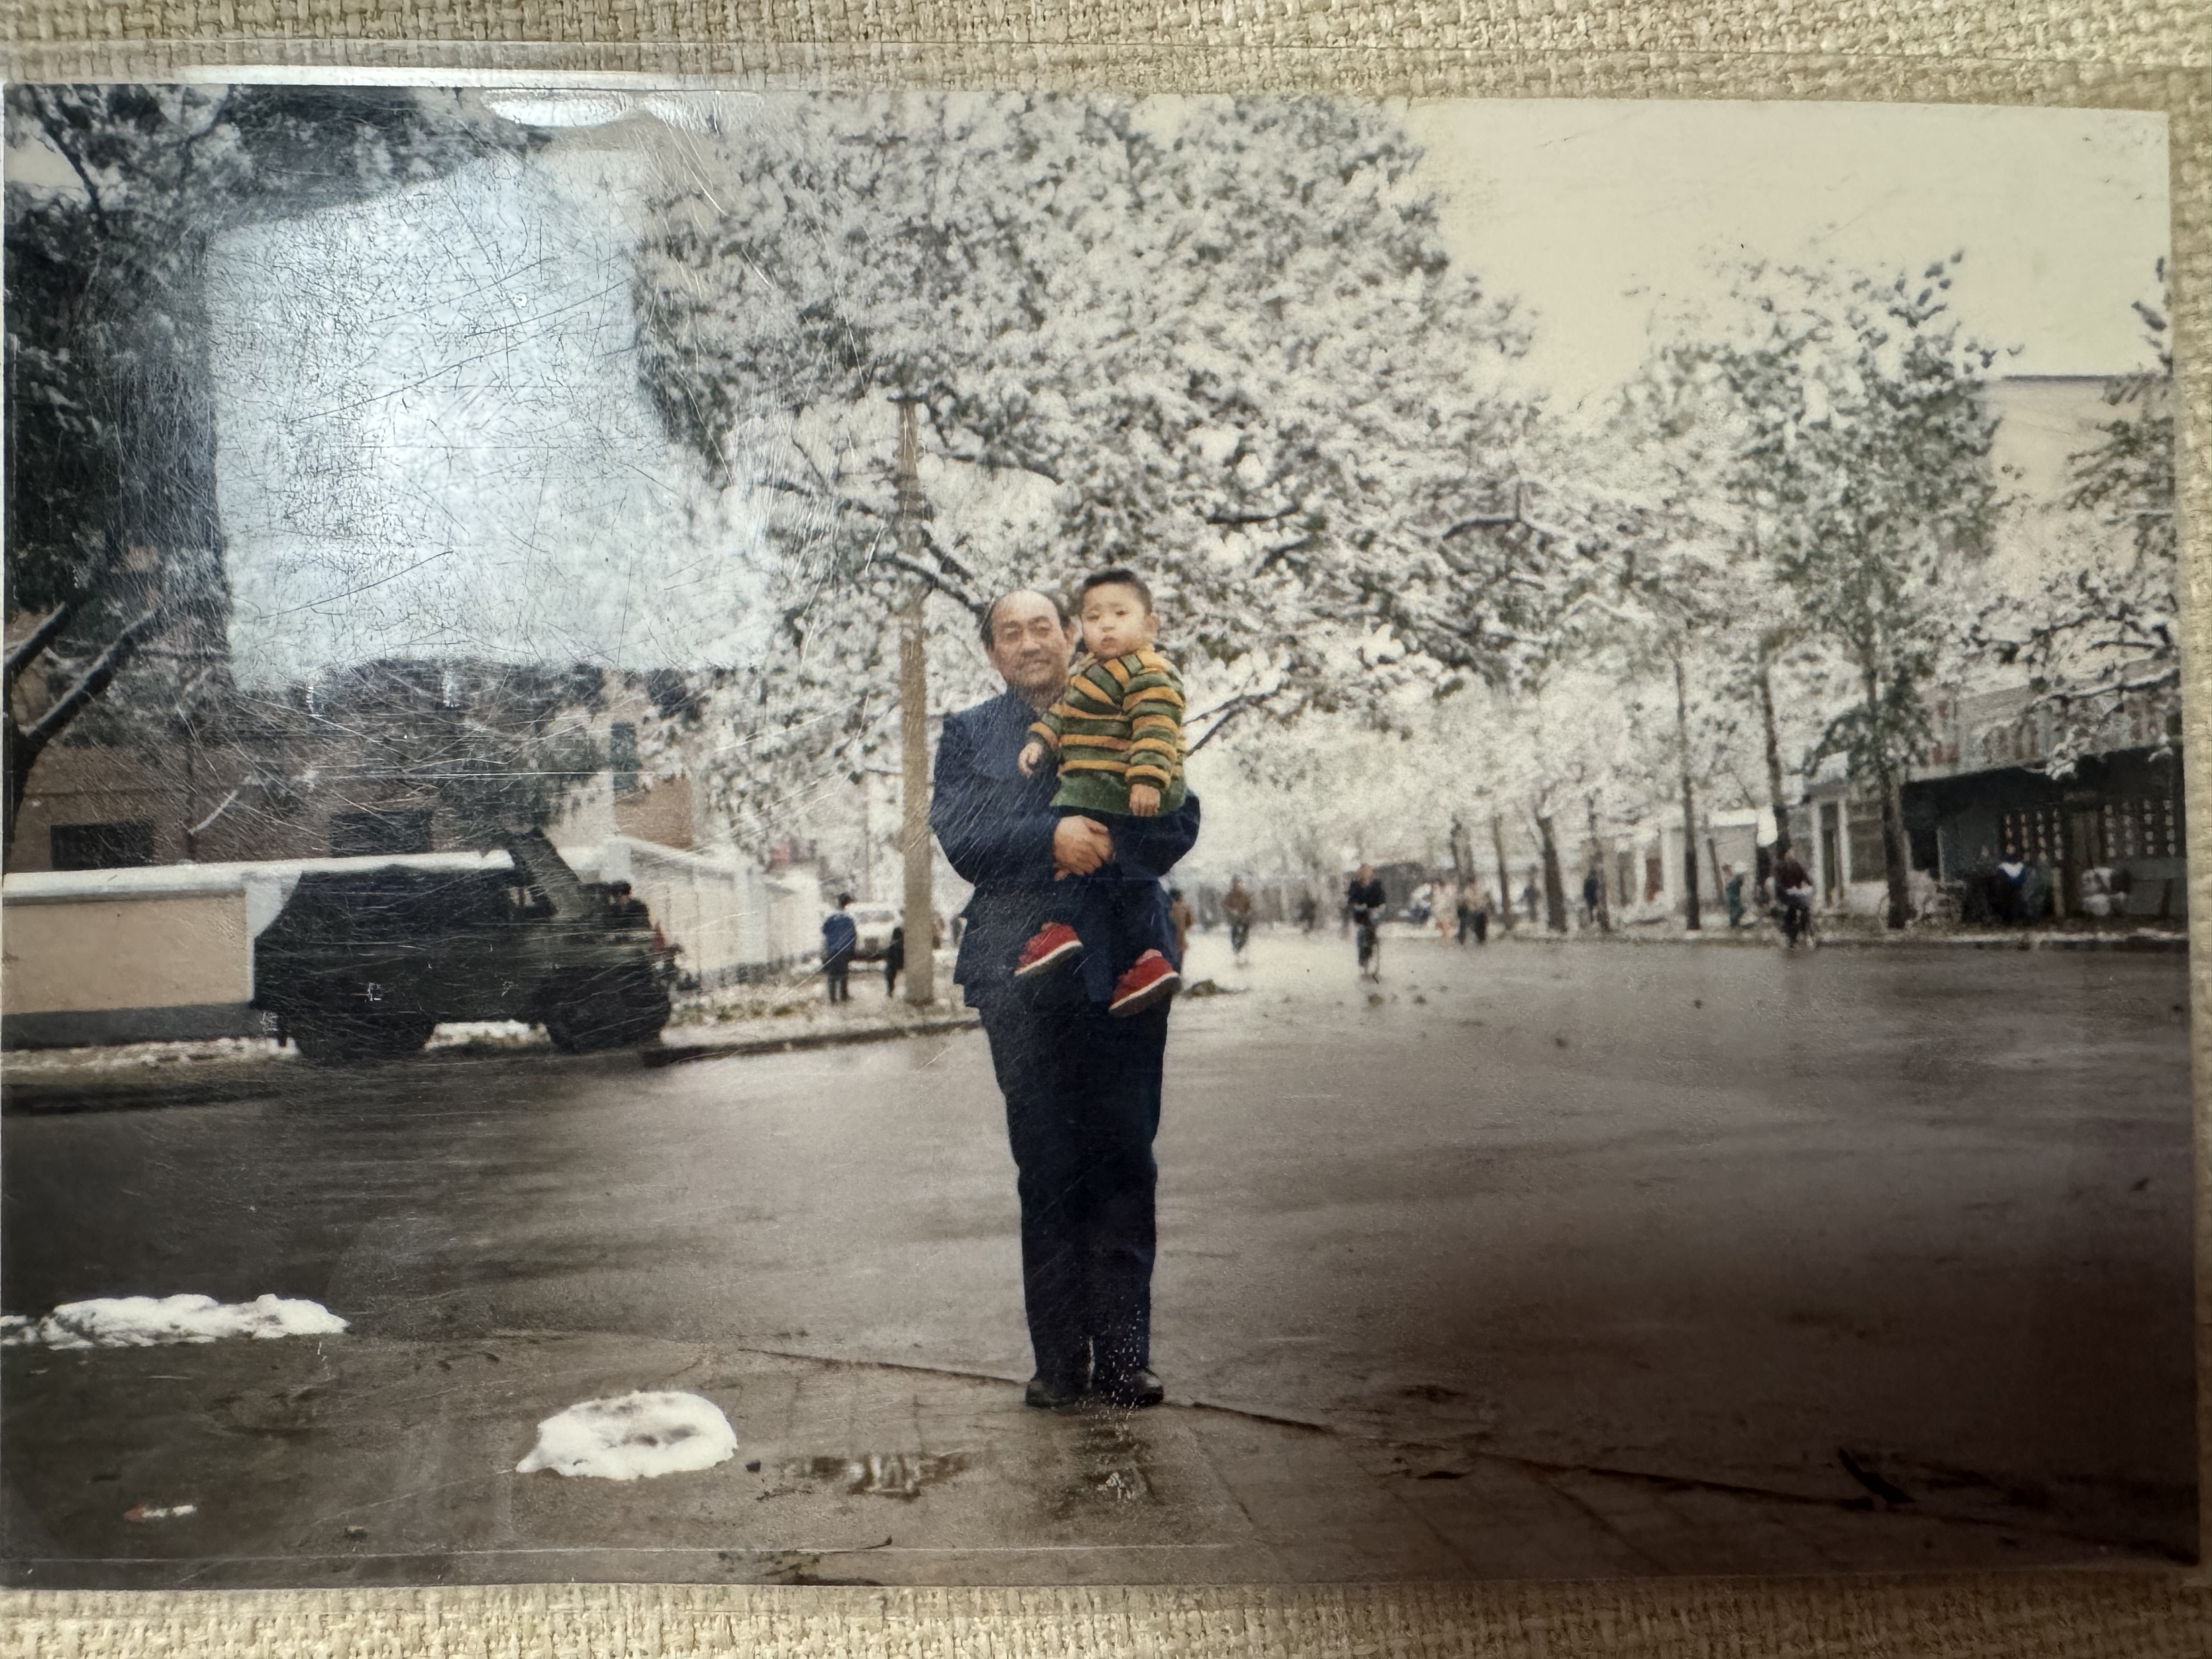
[1581,867,1602,930]
[1521,872,1541,926]
[1296,892,1318,933]
[1455,888,1477,945]
[2019,856,2051,926]
[1222,876,1255,962]
[1962,844,1997,924]
[1471,889,1491,944]
[884,924,906,996]
[1168,887,1194,964]
[822,894,857,1003]
[1722,864,1746,929]
[1995,851,2028,924]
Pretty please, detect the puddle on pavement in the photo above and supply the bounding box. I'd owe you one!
[1064,1416,1158,1508]
[781,1451,968,1499]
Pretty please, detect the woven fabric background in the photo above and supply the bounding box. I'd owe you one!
[2,1,2209,1654]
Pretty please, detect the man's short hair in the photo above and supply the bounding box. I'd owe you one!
[837,893,853,907]
[979,589,1071,647]
[1075,567,1154,613]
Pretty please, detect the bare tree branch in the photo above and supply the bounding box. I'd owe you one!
[19,609,163,768]
[4,604,77,692]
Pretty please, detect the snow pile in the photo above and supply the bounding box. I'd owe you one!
[1,1294,348,1350]
[516,1391,737,1481]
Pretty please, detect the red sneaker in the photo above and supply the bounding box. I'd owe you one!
[1109,950,1181,1017]
[1014,922,1084,978]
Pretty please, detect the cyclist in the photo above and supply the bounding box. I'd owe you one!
[1346,864,1388,981]
[1771,846,1816,948]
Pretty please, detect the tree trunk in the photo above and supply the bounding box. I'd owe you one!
[1536,811,1567,933]
[2,718,25,870]
[1756,634,1791,856]
[1860,662,1912,932]
[1448,816,1476,888]
[1585,793,1610,932]
[1674,653,1701,931]
[1879,769,1913,930]
[1490,812,1514,932]
[895,400,936,1005]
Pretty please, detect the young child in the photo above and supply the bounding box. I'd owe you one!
[1013,567,1187,1017]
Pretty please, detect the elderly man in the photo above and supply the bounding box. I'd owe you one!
[931,589,1201,1411]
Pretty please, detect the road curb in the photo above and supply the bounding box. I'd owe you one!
[644,1013,982,1068]
[1496,929,2189,953]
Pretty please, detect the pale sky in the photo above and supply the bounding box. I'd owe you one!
[1403,99,2170,410]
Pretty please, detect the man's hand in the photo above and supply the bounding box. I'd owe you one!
[1052,815,1113,877]
[1125,783,1160,817]
[1018,740,1047,777]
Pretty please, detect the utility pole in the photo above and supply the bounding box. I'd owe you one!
[894,396,936,1006]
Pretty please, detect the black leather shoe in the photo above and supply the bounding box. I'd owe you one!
[1094,1368,1165,1409]
[1024,1373,1088,1411]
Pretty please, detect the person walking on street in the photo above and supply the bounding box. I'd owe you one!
[1472,888,1491,944]
[884,924,906,997]
[822,895,857,1003]
[1995,850,2028,924]
[1455,887,1477,946]
[1347,864,1387,980]
[1168,887,1194,965]
[932,588,1201,1413]
[1222,877,1255,963]
[1723,864,1747,929]
[1581,867,1603,930]
[1521,872,1542,926]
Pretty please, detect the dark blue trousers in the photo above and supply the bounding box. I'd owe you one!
[979,995,1169,1389]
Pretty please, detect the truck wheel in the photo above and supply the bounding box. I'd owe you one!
[290,1013,435,1065]
[543,972,669,1053]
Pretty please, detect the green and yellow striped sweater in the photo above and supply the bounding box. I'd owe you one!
[1028,648,1189,817]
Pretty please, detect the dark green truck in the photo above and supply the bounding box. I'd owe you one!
[251,830,671,1063]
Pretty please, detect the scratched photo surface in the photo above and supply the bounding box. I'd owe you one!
[0,86,2189,1587]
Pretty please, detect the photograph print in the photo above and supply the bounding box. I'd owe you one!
[0,84,2191,1587]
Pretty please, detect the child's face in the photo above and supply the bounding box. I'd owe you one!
[1080,583,1156,659]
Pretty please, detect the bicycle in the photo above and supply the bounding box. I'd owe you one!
[1353,909,1383,980]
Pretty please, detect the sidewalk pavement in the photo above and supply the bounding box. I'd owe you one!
[2,1328,2142,1588]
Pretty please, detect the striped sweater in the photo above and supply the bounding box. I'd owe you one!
[1028,648,1189,817]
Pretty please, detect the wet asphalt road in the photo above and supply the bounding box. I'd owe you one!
[2,929,2197,1573]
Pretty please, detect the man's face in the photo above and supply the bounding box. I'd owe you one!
[985,591,1074,698]
[1078,582,1156,661]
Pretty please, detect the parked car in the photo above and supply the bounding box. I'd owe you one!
[252,829,671,1063]
[844,902,901,960]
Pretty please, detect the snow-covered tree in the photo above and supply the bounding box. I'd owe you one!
[629,93,1543,837]
[1699,256,2002,927]
[1970,264,2176,765]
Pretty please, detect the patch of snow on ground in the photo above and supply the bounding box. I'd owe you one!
[123,1503,199,1521]
[516,1390,737,1480]
[2,1036,291,1073]
[2,1294,348,1350]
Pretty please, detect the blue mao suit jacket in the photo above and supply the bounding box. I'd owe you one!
[931,689,1201,1009]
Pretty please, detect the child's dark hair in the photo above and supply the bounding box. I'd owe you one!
[1075,567,1154,613]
